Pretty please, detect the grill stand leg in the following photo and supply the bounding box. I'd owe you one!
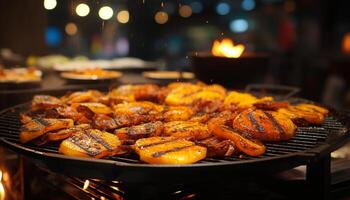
[306,154,331,200]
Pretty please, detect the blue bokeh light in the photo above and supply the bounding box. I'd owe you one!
[229,19,249,33]
[241,0,256,11]
[45,26,62,47]
[216,2,230,15]
[190,1,203,14]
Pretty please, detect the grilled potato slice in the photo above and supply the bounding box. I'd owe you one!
[59,129,121,158]
[224,91,273,109]
[20,118,74,143]
[135,137,207,164]
[31,95,63,112]
[163,106,194,122]
[164,121,211,140]
[278,103,327,125]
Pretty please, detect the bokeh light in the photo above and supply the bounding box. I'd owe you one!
[230,19,249,33]
[117,10,130,24]
[75,3,90,17]
[241,0,256,11]
[45,26,62,47]
[154,11,169,24]
[190,1,203,14]
[216,2,230,15]
[179,5,192,18]
[43,0,57,10]
[65,23,78,36]
[98,6,114,20]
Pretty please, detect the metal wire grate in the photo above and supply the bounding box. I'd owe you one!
[0,103,346,165]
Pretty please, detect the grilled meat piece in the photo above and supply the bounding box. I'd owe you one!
[278,104,327,126]
[59,129,121,158]
[133,84,162,103]
[197,136,236,157]
[191,99,224,113]
[164,121,211,140]
[232,108,297,141]
[93,114,118,130]
[20,118,74,143]
[115,121,164,141]
[163,106,194,122]
[20,113,33,124]
[56,106,91,124]
[31,95,62,112]
[134,137,207,164]
[61,90,103,104]
[254,101,289,111]
[208,111,266,157]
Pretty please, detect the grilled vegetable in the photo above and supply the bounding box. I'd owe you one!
[76,102,112,115]
[197,136,236,157]
[59,129,121,158]
[47,124,92,141]
[163,106,194,122]
[20,118,74,143]
[278,103,328,126]
[208,112,266,157]
[232,108,297,141]
[115,121,163,141]
[224,91,273,109]
[164,121,212,140]
[31,95,62,112]
[134,137,207,164]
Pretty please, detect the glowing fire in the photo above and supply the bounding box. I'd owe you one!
[211,38,245,58]
[0,170,4,200]
[342,32,350,54]
[83,180,90,190]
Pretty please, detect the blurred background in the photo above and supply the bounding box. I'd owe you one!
[0,0,350,108]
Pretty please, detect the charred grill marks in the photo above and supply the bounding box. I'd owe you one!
[68,135,100,156]
[264,111,285,138]
[247,111,265,133]
[151,145,194,157]
[84,130,113,151]
[139,138,180,149]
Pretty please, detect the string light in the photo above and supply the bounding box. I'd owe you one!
[116,10,130,24]
[43,0,57,10]
[98,6,114,20]
[154,11,169,24]
[76,3,90,17]
[65,23,78,36]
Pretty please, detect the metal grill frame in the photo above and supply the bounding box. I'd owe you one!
[0,100,349,185]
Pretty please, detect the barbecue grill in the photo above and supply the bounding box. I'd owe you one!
[0,99,349,199]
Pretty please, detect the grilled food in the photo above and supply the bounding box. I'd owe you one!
[208,111,266,156]
[114,121,164,141]
[164,121,211,140]
[20,82,329,164]
[232,108,297,141]
[278,104,327,125]
[59,129,121,158]
[20,118,74,143]
[134,137,207,164]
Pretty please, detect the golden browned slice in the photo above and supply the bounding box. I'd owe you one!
[75,102,112,115]
[164,121,212,140]
[208,111,266,157]
[20,118,74,143]
[61,90,103,104]
[46,124,92,142]
[232,108,297,141]
[134,137,207,164]
[31,95,63,112]
[163,106,194,122]
[224,91,273,109]
[114,121,163,141]
[59,129,121,158]
[278,103,328,126]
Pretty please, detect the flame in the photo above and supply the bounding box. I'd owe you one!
[83,180,90,190]
[342,32,350,54]
[211,38,245,58]
[0,170,4,200]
